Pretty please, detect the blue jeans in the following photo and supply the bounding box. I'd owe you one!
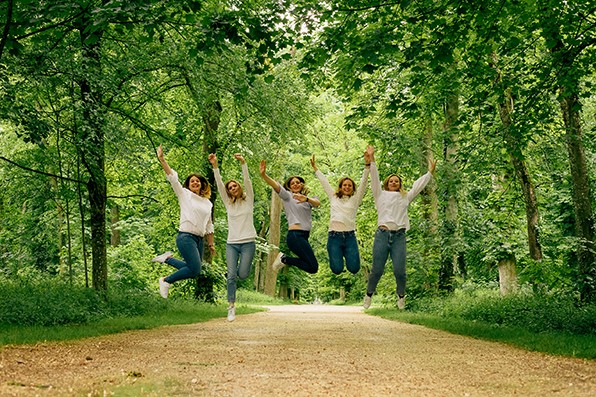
[226,242,256,303]
[284,230,319,274]
[327,231,361,275]
[164,232,204,284]
[366,228,406,296]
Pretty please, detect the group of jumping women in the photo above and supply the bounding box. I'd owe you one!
[152,144,437,321]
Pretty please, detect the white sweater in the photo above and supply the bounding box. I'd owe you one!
[369,162,432,231]
[213,164,257,244]
[315,168,369,232]
[166,169,214,237]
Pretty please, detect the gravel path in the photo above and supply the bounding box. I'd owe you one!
[0,305,594,396]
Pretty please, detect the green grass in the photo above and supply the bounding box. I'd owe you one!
[0,300,263,346]
[2,277,594,360]
[367,308,596,359]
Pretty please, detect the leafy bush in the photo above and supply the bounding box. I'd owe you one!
[0,278,168,326]
[409,288,596,335]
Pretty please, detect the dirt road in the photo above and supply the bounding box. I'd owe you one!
[0,305,594,396]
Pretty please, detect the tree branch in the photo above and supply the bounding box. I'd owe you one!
[0,155,84,184]
[108,194,158,202]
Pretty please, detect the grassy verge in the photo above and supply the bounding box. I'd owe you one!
[367,308,596,359]
[0,301,264,346]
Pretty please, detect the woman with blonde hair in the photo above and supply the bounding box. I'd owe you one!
[311,154,369,274]
[363,145,436,310]
[209,153,256,322]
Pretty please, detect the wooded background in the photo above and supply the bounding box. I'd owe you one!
[1,0,594,304]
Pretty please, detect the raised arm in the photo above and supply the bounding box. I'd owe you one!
[354,163,370,204]
[209,153,229,204]
[259,160,281,193]
[312,154,334,199]
[366,145,381,198]
[157,144,173,175]
[235,154,253,200]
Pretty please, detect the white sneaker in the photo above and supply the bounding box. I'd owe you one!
[227,306,236,322]
[272,252,285,271]
[397,296,405,310]
[152,251,173,263]
[363,295,372,309]
[159,277,170,299]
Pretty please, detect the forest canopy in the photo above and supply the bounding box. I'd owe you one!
[0,0,594,304]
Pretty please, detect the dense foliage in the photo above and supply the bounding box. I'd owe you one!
[0,0,594,325]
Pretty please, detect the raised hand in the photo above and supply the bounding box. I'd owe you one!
[208,153,218,168]
[310,154,318,171]
[429,159,438,174]
[234,153,246,164]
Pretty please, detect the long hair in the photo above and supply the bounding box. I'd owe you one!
[335,177,356,198]
[382,174,406,196]
[183,173,211,198]
[283,175,309,195]
[225,179,245,203]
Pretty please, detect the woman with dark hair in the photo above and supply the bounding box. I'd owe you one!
[311,154,369,275]
[152,144,215,299]
[209,152,256,322]
[259,160,320,274]
[363,145,436,310]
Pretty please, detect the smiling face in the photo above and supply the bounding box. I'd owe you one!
[226,180,243,199]
[384,174,402,192]
[287,177,304,193]
[338,177,355,197]
[187,176,202,194]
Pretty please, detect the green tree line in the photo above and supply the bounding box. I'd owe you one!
[0,0,594,305]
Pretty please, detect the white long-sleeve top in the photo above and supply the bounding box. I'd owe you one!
[370,162,432,231]
[166,169,214,237]
[315,168,369,232]
[213,163,257,244]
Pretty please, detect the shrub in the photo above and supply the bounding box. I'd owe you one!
[0,277,168,326]
[409,288,596,336]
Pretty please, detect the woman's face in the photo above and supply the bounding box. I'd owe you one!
[227,181,241,198]
[289,177,304,193]
[387,176,402,192]
[188,176,202,194]
[340,179,354,196]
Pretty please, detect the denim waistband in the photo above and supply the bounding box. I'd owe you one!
[328,230,356,236]
[377,227,405,234]
[178,231,203,239]
[288,229,310,236]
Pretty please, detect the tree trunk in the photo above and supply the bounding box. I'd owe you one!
[254,220,268,292]
[195,99,222,303]
[110,204,120,247]
[439,92,460,291]
[498,254,517,295]
[421,117,439,234]
[78,17,107,292]
[542,9,595,301]
[560,91,595,303]
[77,158,89,288]
[264,192,282,296]
[421,116,439,290]
[497,89,543,261]
[202,100,222,264]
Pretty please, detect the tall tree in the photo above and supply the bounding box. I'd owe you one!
[537,1,595,302]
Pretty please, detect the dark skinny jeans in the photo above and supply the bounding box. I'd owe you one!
[283,230,319,274]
